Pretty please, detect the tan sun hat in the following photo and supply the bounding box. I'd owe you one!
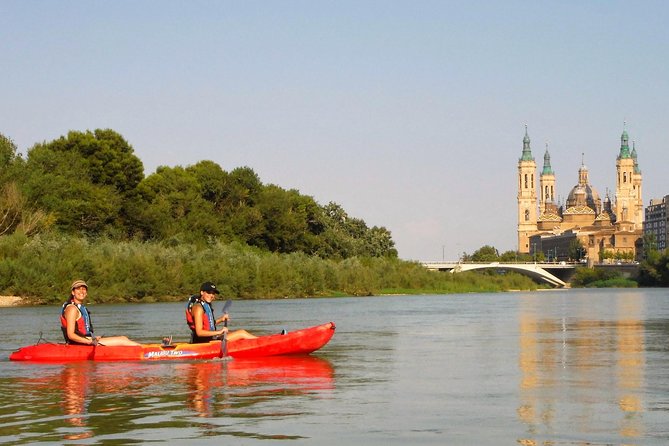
[71,280,88,290]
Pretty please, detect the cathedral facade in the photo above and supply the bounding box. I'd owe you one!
[517,126,644,262]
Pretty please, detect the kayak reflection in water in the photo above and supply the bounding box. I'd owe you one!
[182,357,335,417]
[186,282,257,343]
[61,280,140,347]
[61,363,93,440]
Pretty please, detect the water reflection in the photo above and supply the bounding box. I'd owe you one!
[616,297,644,439]
[179,356,335,417]
[181,360,224,417]
[3,356,334,443]
[60,363,94,440]
[517,293,645,444]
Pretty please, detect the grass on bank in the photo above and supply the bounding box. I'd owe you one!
[0,233,539,304]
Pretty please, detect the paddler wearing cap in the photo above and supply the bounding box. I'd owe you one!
[185,281,257,344]
[60,280,140,346]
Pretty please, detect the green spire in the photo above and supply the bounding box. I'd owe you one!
[632,141,641,174]
[519,125,534,161]
[541,143,554,175]
[618,122,631,159]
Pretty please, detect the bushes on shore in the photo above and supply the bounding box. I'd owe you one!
[570,267,638,288]
[0,233,538,304]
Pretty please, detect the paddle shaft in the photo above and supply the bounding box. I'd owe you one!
[221,300,231,357]
[222,318,228,356]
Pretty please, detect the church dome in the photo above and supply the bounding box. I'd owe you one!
[565,161,602,213]
[566,183,601,211]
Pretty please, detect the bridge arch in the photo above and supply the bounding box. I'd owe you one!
[421,262,569,288]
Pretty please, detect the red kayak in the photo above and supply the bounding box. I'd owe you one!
[9,322,336,362]
[226,322,335,358]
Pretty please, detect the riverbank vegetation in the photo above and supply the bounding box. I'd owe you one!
[571,247,669,288]
[636,249,669,287]
[570,267,638,288]
[0,233,538,304]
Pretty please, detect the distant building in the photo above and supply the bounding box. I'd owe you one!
[517,125,644,262]
[644,195,669,252]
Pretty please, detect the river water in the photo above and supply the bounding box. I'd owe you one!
[1,288,669,445]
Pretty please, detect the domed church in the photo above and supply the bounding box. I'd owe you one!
[517,125,643,262]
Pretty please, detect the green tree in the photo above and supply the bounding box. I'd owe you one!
[252,185,324,254]
[187,160,229,209]
[133,165,217,241]
[23,146,120,234]
[599,249,609,263]
[0,133,24,185]
[317,202,355,258]
[0,133,18,169]
[470,245,500,262]
[9,128,397,260]
[637,250,669,286]
[363,226,397,258]
[568,238,586,261]
[218,166,265,243]
[46,129,144,193]
[643,233,658,259]
[500,250,517,262]
[0,182,53,236]
[226,166,263,206]
[21,129,144,235]
[317,202,395,258]
[499,250,534,262]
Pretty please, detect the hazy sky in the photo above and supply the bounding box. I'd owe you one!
[2,1,668,261]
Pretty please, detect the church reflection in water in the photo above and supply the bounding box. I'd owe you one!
[517,295,644,444]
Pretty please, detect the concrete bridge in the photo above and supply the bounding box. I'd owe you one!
[421,261,578,288]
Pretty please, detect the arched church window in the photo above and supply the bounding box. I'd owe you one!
[524,174,528,189]
[525,209,530,221]
[623,172,627,183]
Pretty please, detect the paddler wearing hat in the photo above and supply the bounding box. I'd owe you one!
[61,280,140,346]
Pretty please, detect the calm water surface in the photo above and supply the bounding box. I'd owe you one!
[1,289,669,445]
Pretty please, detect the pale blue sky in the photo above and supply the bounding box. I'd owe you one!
[2,1,668,260]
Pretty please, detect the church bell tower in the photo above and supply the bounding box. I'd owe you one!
[517,126,538,253]
[615,125,643,228]
[539,143,556,214]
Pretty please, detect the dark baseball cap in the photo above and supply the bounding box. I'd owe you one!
[200,282,220,294]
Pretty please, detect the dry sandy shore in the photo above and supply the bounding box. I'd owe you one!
[0,295,23,307]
